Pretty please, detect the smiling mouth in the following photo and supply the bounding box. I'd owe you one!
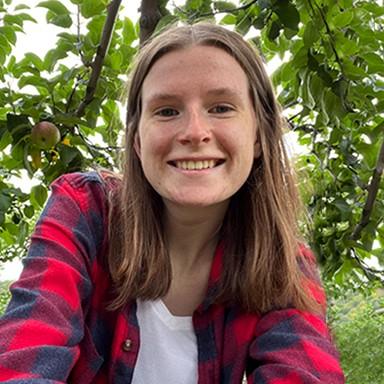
[169,159,225,170]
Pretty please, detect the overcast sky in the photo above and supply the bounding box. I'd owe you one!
[12,0,140,60]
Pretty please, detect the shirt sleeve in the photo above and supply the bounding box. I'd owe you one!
[0,172,108,383]
[246,248,345,383]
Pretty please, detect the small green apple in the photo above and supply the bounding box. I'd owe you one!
[31,121,61,150]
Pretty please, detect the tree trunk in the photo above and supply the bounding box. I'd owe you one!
[139,0,162,44]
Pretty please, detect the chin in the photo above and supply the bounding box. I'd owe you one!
[164,193,231,210]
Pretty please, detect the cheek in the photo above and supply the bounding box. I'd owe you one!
[139,131,170,165]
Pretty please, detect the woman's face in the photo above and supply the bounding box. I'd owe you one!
[135,45,260,211]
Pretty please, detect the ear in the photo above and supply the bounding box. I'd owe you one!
[134,133,141,159]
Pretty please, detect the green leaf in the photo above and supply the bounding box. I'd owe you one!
[235,13,252,36]
[220,14,237,25]
[23,205,35,218]
[0,126,12,151]
[303,20,320,47]
[0,26,17,46]
[44,48,68,72]
[6,114,31,144]
[0,192,12,212]
[122,17,136,45]
[267,20,281,41]
[292,46,308,68]
[18,75,50,90]
[108,51,122,71]
[21,53,44,71]
[57,144,83,167]
[274,1,300,31]
[17,221,29,245]
[0,34,11,55]
[363,53,384,76]
[361,2,384,17]
[37,0,70,15]
[333,10,353,28]
[0,46,6,66]
[4,14,24,26]
[301,71,315,109]
[16,12,37,23]
[355,142,378,169]
[30,185,48,208]
[14,4,30,10]
[46,11,73,28]
[81,0,106,18]
[343,61,367,80]
[155,15,179,35]
[333,198,350,214]
[185,0,203,11]
[214,1,236,12]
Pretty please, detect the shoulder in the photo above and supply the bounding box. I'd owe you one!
[40,171,122,242]
[51,170,118,193]
[49,170,121,210]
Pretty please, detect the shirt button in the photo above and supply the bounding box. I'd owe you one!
[122,339,132,352]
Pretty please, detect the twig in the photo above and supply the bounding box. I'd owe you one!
[307,0,344,73]
[75,0,122,118]
[349,248,384,280]
[179,0,258,19]
[66,71,87,113]
[351,137,384,241]
[76,5,90,67]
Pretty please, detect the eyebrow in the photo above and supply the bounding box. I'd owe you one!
[144,87,244,106]
[205,87,243,99]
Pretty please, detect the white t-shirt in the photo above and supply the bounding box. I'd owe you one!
[131,299,198,384]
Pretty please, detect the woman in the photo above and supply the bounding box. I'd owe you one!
[0,22,345,383]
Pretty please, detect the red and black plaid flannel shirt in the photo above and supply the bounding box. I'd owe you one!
[0,172,345,383]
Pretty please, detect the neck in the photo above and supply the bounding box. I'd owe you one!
[163,200,228,271]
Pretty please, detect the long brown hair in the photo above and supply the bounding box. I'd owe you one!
[107,22,320,314]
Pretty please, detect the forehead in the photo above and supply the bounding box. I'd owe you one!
[141,45,250,100]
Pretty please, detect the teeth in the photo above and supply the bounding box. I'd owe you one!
[175,160,217,170]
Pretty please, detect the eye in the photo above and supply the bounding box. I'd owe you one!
[209,104,234,114]
[155,108,179,117]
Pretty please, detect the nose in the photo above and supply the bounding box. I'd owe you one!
[178,110,211,146]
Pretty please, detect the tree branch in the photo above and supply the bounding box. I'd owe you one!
[349,248,384,281]
[195,0,257,18]
[307,0,344,74]
[173,0,257,20]
[75,0,122,118]
[351,137,384,241]
[139,0,162,44]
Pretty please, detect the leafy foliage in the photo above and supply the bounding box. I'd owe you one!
[170,0,384,285]
[0,281,11,314]
[326,283,384,383]
[0,0,136,260]
[0,0,383,288]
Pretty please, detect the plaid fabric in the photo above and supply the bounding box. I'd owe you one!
[0,172,345,383]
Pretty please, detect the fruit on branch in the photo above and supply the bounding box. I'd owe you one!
[31,121,60,150]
